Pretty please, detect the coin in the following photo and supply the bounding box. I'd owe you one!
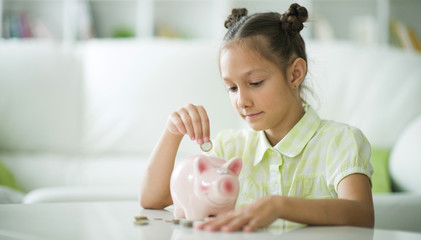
[181,220,193,228]
[134,219,149,225]
[172,219,180,225]
[134,216,148,221]
[200,141,213,152]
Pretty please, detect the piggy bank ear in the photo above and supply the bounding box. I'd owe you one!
[224,157,242,175]
[194,156,210,175]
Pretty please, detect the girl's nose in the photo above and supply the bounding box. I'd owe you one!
[237,89,251,109]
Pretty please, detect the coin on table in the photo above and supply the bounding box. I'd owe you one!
[134,219,149,225]
[181,220,193,228]
[200,141,213,152]
[134,216,148,221]
[172,219,180,225]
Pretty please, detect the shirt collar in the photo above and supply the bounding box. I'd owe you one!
[253,105,321,166]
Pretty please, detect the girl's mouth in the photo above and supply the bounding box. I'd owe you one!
[245,112,263,119]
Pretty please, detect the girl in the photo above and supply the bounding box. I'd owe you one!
[140,3,374,232]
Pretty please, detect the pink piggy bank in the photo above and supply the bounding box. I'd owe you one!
[170,154,242,220]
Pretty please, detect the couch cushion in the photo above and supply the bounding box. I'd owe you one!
[81,39,239,155]
[374,193,421,232]
[0,153,149,192]
[389,114,421,193]
[0,160,22,191]
[306,41,421,149]
[0,41,83,152]
[22,186,138,204]
[0,186,24,204]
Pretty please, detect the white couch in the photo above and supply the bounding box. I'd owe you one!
[0,39,420,232]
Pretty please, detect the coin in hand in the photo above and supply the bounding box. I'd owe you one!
[200,141,213,152]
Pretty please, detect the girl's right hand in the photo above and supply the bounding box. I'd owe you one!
[166,104,210,145]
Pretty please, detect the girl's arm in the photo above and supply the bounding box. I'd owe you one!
[139,104,210,209]
[197,173,374,232]
[139,129,183,209]
[274,173,374,227]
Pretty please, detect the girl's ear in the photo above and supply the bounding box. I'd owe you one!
[288,58,307,89]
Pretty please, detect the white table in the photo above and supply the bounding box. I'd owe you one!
[1,201,420,240]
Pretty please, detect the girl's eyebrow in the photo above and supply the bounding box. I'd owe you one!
[245,69,268,76]
[223,69,269,82]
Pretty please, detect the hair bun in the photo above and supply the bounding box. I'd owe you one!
[280,3,308,33]
[224,8,248,29]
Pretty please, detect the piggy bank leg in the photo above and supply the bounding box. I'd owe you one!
[174,206,186,218]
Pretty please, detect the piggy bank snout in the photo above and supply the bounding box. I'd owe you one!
[218,177,238,195]
[208,176,239,205]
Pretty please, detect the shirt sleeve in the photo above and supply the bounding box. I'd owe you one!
[325,125,374,194]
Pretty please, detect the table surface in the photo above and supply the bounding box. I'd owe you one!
[1,201,421,240]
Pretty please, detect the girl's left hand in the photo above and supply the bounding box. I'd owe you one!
[196,195,282,232]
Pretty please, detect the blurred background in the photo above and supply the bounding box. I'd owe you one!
[1,0,421,219]
[1,0,420,50]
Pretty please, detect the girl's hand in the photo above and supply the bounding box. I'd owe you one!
[197,195,282,232]
[166,104,210,145]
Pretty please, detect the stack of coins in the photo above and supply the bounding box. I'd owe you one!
[134,216,149,225]
[181,219,193,228]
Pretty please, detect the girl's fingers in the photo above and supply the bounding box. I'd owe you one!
[197,105,210,142]
[198,211,245,232]
[197,207,270,232]
[197,215,224,231]
[167,104,210,144]
[168,112,187,135]
[186,104,203,144]
[178,108,195,140]
[242,218,260,232]
[220,212,253,232]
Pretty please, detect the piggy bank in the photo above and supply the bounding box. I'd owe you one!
[170,154,242,220]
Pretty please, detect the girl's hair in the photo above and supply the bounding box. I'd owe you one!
[221,3,309,103]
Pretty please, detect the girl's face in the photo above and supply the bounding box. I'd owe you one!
[220,44,303,142]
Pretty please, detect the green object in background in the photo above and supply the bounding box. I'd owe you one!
[370,147,392,193]
[0,161,22,192]
[111,26,135,38]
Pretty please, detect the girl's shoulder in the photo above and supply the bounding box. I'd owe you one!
[316,119,370,148]
[318,119,365,136]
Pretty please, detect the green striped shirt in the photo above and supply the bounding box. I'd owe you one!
[211,105,373,209]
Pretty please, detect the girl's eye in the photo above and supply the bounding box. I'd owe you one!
[250,81,264,87]
[227,86,238,92]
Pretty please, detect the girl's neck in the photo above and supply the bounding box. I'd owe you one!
[264,104,305,147]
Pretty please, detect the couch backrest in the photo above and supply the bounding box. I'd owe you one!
[305,41,421,149]
[1,40,420,154]
[2,40,421,193]
[80,39,240,156]
[389,114,421,193]
[0,40,240,156]
[0,41,83,153]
